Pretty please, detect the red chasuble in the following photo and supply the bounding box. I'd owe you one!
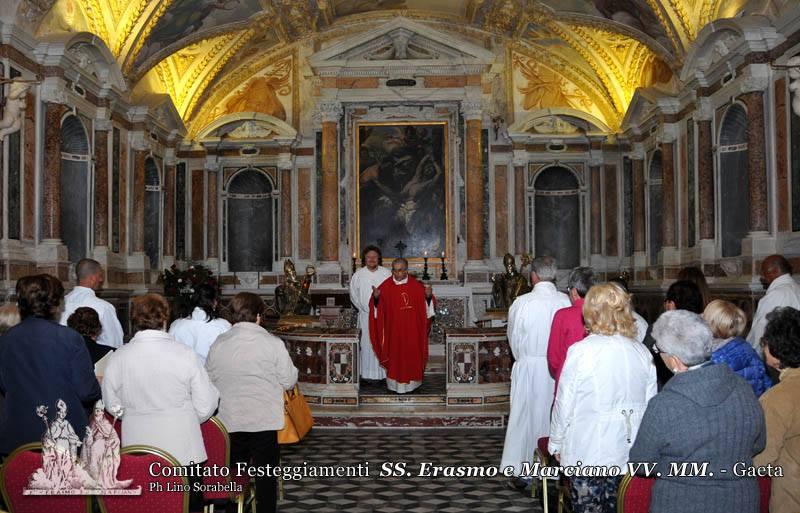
[368,276,433,385]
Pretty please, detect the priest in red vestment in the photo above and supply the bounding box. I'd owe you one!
[368,257,435,394]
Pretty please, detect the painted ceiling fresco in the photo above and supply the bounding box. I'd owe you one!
[27,0,765,135]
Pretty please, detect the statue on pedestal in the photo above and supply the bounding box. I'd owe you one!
[490,253,530,310]
[275,259,313,315]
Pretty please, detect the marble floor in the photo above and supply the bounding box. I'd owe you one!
[278,429,542,513]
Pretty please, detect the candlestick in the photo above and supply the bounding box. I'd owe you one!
[440,252,448,281]
[352,252,357,274]
[422,251,430,281]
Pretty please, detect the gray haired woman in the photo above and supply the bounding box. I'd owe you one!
[629,310,765,513]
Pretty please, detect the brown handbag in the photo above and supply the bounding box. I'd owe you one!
[277,384,313,444]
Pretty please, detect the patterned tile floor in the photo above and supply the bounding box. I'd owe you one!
[278,429,542,512]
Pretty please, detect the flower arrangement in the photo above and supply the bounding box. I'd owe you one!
[160,264,219,298]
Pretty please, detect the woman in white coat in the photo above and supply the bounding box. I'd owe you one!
[102,293,219,466]
[169,284,231,364]
[549,282,657,513]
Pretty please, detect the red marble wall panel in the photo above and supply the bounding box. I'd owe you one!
[281,168,292,257]
[23,92,35,240]
[297,167,311,260]
[775,78,789,232]
[191,170,204,261]
[494,165,508,255]
[604,164,618,256]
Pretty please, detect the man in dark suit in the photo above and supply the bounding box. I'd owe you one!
[0,274,100,456]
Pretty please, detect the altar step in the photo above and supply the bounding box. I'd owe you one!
[309,373,509,428]
[310,406,509,429]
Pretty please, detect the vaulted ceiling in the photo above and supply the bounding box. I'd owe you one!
[28,0,772,135]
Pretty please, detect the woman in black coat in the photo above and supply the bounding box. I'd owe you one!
[0,275,101,455]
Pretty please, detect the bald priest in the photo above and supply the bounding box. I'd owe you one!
[369,258,435,393]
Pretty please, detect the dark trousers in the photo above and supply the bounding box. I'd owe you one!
[230,430,279,513]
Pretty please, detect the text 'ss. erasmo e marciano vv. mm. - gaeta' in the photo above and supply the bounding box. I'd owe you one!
[147,460,783,487]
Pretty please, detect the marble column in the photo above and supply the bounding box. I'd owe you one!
[632,156,646,253]
[697,119,714,240]
[590,164,602,255]
[661,141,676,248]
[741,90,768,233]
[514,164,526,255]
[94,125,110,247]
[320,105,340,262]
[464,105,484,262]
[41,102,67,241]
[132,149,147,253]
[163,159,175,258]
[206,167,218,260]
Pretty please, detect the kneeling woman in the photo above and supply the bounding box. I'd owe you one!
[549,282,657,513]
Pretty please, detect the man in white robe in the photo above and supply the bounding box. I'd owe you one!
[60,258,124,349]
[500,255,570,485]
[747,254,800,353]
[349,246,392,381]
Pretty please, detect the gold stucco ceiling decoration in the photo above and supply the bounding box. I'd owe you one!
[31,0,752,131]
[187,48,296,138]
[149,28,256,119]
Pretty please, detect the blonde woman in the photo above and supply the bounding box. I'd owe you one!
[703,299,772,397]
[549,282,656,513]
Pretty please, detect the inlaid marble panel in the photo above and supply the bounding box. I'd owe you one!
[285,339,326,384]
[478,339,512,383]
[328,342,356,384]
[450,342,477,384]
[430,297,466,345]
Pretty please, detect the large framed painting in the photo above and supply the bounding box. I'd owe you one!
[357,122,448,259]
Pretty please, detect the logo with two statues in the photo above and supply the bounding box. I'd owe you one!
[23,399,141,495]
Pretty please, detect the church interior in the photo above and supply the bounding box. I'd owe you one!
[1,0,800,511]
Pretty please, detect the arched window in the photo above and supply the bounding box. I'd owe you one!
[531,166,581,268]
[719,104,749,257]
[144,158,161,270]
[648,150,663,266]
[59,115,90,263]
[226,169,274,272]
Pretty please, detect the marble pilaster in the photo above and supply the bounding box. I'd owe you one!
[298,167,312,260]
[23,92,35,240]
[163,161,176,258]
[465,116,483,261]
[604,164,618,257]
[280,166,293,258]
[513,166,525,255]
[632,157,645,253]
[491,164,508,257]
[740,90,768,233]
[697,119,715,241]
[321,120,339,262]
[94,128,109,247]
[131,149,147,253]
[590,165,601,255]
[206,167,218,260]
[41,102,67,241]
[661,141,676,248]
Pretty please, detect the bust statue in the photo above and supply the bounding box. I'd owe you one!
[491,253,530,310]
[275,259,313,315]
